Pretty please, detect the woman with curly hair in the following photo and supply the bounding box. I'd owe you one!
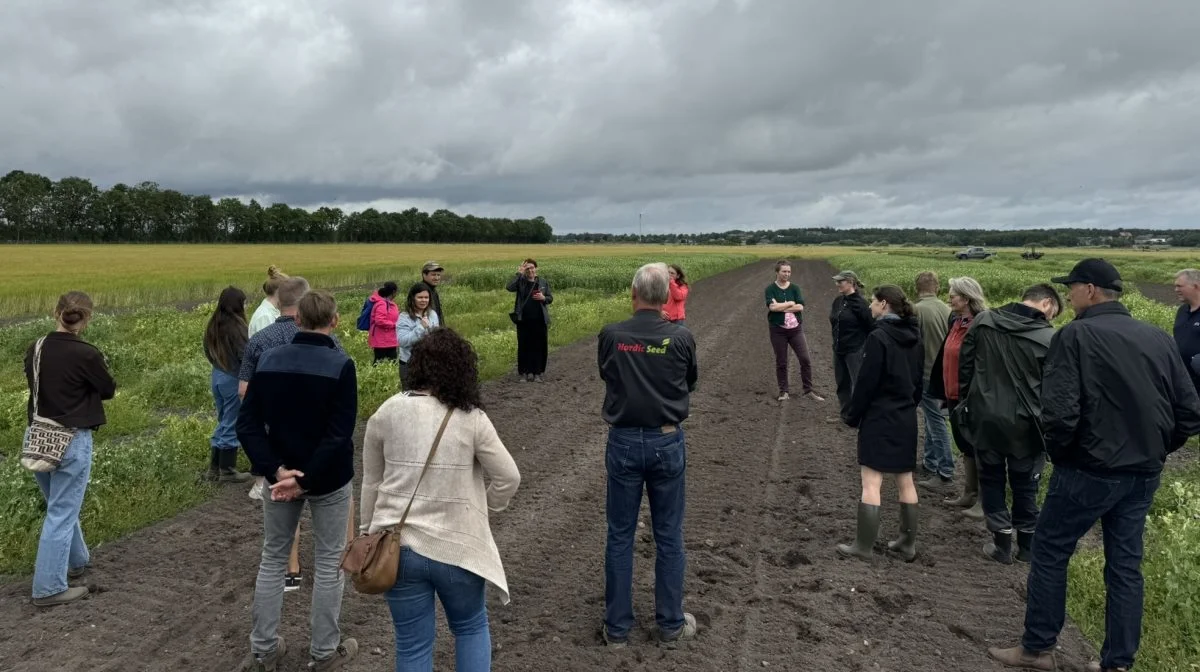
[361,328,521,670]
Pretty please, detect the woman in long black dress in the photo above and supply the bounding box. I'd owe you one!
[836,285,924,562]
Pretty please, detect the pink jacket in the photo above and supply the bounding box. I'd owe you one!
[368,293,400,349]
[664,280,689,321]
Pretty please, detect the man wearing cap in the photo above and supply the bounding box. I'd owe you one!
[989,259,1200,672]
[829,270,875,416]
[421,261,445,326]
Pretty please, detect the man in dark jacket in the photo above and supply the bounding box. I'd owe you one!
[829,271,875,415]
[236,290,359,671]
[990,259,1200,672]
[422,261,446,326]
[1173,268,1200,397]
[955,284,1061,565]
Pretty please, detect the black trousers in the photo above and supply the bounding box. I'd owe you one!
[978,451,1045,533]
[946,399,976,458]
[516,319,548,375]
[373,347,398,363]
[833,350,863,413]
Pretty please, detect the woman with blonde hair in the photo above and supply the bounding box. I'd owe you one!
[928,276,988,519]
[249,265,288,337]
[24,291,116,606]
[362,328,520,670]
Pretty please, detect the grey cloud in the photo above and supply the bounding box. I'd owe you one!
[3,0,1200,234]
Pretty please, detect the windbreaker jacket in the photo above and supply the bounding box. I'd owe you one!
[954,303,1054,459]
[842,316,924,452]
[1041,301,1200,474]
[829,291,875,354]
[367,293,400,349]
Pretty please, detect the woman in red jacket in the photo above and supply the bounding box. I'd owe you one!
[368,282,401,363]
[663,264,689,325]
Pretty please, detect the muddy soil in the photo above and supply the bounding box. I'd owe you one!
[1135,282,1179,306]
[0,260,1098,672]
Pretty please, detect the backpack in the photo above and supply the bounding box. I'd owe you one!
[356,296,373,331]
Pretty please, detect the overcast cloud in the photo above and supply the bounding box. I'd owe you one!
[4,0,1200,234]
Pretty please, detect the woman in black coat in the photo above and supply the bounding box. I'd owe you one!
[836,285,924,562]
[829,271,875,415]
[506,258,553,382]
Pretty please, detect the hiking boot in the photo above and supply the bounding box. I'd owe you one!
[1085,662,1127,672]
[31,586,90,607]
[237,637,286,672]
[218,449,253,483]
[803,391,825,402]
[984,530,1014,565]
[836,503,880,560]
[1016,531,1034,563]
[988,645,1056,670]
[307,638,357,671]
[601,624,627,649]
[660,613,697,648]
[945,456,979,507]
[886,503,919,562]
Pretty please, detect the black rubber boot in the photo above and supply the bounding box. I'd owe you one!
[886,503,919,562]
[836,503,880,560]
[983,530,1014,565]
[202,447,220,482]
[1015,531,1034,563]
[218,450,253,483]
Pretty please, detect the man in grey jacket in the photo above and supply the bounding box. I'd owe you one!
[955,284,1061,565]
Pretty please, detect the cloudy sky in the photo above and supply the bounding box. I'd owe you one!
[4,0,1200,234]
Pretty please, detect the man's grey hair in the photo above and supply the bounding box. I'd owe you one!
[948,276,988,315]
[1176,269,1200,285]
[277,276,310,309]
[1098,287,1123,302]
[633,263,670,306]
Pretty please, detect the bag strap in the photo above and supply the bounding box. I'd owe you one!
[30,337,46,417]
[394,406,454,532]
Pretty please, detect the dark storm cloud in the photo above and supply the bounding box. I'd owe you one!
[3,0,1200,233]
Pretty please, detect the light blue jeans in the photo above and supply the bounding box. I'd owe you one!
[920,391,954,479]
[31,429,93,599]
[210,367,241,450]
[385,548,491,672]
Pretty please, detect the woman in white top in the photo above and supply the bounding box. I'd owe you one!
[248,265,287,337]
[396,281,440,389]
[362,328,520,671]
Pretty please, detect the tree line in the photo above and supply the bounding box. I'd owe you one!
[559,226,1200,248]
[0,170,554,244]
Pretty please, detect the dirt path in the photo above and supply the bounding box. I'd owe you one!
[0,260,1098,672]
[1135,281,1178,306]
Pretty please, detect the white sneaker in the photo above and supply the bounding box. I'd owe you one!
[249,478,264,501]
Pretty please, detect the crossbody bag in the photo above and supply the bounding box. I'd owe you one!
[21,337,79,473]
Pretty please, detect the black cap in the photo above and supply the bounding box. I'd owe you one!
[1051,258,1123,292]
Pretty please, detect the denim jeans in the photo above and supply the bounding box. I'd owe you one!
[251,482,351,660]
[385,548,490,671]
[604,425,687,641]
[919,391,953,478]
[31,429,93,599]
[1023,466,1161,670]
[210,367,241,450]
[978,452,1044,533]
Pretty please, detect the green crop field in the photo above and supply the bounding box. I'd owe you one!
[828,248,1199,672]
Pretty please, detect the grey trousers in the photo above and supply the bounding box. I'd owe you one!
[833,349,865,413]
[251,482,351,659]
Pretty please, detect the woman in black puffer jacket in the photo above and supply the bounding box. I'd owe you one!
[829,270,875,416]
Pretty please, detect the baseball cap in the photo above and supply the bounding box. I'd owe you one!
[832,270,860,283]
[422,261,444,273]
[1051,258,1123,292]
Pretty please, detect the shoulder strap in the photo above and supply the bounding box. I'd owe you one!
[395,406,455,532]
[30,337,47,417]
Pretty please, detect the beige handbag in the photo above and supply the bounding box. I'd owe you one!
[21,337,78,473]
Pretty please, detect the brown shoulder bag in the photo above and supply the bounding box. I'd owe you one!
[341,406,454,594]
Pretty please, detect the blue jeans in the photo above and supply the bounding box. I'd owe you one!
[920,391,953,478]
[31,429,93,599]
[604,425,687,641]
[1023,466,1161,669]
[385,548,491,672]
[210,368,241,450]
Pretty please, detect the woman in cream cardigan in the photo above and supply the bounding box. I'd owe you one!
[361,328,521,671]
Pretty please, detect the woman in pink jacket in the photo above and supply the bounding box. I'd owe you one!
[369,282,401,363]
[662,264,689,325]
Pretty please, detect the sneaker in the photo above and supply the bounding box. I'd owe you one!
[31,586,90,607]
[237,637,286,672]
[659,613,697,648]
[777,392,790,401]
[803,391,825,402]
[517,374,528,383]
[601,625,627,649]
[533,374,545,383]
[284,573,302,592]
[308,638,358,671]
[249,478,265,501]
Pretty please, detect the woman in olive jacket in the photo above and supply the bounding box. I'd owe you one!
[837,285,924,563]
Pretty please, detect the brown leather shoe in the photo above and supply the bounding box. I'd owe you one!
[987,645,1056,670]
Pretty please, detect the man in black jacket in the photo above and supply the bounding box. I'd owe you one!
[236,290,359,672]
[990,259,1200,672]
[422,261,446,325]
[955,284,1061,565]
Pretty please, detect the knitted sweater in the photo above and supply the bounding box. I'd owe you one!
[361,393,521,603]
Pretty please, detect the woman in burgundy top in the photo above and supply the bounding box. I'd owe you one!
[927,276,988,517]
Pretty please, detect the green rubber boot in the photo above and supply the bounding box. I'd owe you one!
[886,502,919,562]
[836,503,880,560]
